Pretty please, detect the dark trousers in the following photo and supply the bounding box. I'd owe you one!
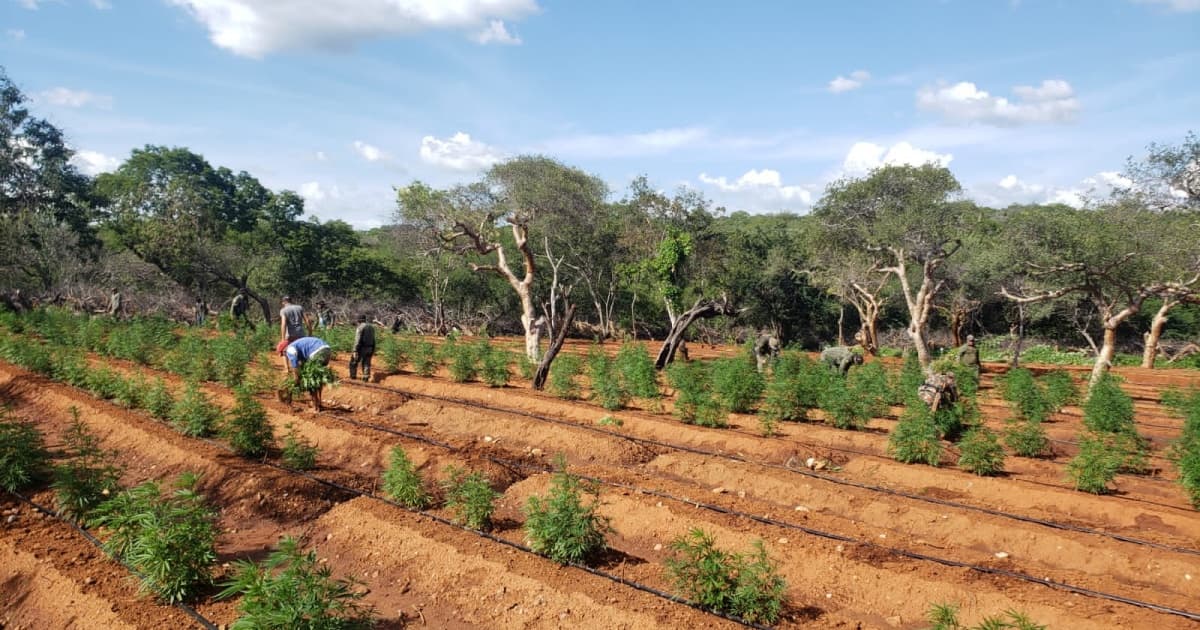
[349,350,373,381]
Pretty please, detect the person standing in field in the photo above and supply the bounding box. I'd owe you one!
[957,334,981,375]
[280,296,307,343]
[754,330,781,373]
[107,288,123,319]
[316,300,334,329]
[230,288,250,327]
[349,314,376,382]
[821,345,863,376]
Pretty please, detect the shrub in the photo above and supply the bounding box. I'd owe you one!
[588,348,627,411]
[381,446,429,509]
[849,361,891,417]
[615,342,659,399]
[1083,374,1136,435]
[998,367,1049,422]
[217,536,375,630]
[223,387,274,458]
[280,423,319,470]
[91,473,219,603]
[932,358,980,402]
[888,404,942,466]
[819,367,884,431]
[0,415,48,492]
[524,460,611,564]
[758,413,779,437]
[170,380,222,437]
[597,415,623,427]
[548,354,583,400]
[667,360,724,427]
[891,351,925,405]
[52,407,123,522]
[480,346,511,388]
[144,377,175,421]
[760,352,825,423]
[83,366,122,400]
[441,466,500,530]
[112,371,144,409]
[378,335,407,373]
[517,355,537,380]
[926,602,1046,630]
[1067,433,1125,494]
[1039,369,1079,412]
[410,341,439,377]
[1175,438,1200,508]
[447,339,482,383]
[212,335,252,388]
[710,355,764,414]
[51,347,89,387]
[956,427,1006,476]
[1003,418,1050,458]
[664,528,786,625]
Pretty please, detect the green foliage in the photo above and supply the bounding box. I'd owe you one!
[378,335,406,373]
[51,347,89,387]
[615,342,659,399]
[91,473,219,603]
[710,355,764,414]
[223,387,274,458]
[446,338,482,383]
[1165,389,1200,507]
[441,466,500,530]
[1067,433,1126,494]
[597,415,623,427]
[1039,369,1079,411]
[170,380,222,437]
[587,347,628,411]
[0,415,49,492]
[143,377,175,421]
[1083,374,1136,435]
[212,335,253,388]
[760,352,828,423]
[52,407,122,522]
[164,333,217,382]
[548,354,583,400]
[890,351,926,405]
[998,368,1049,422]
[523,460,611,564]
[757,413,779,437]
[217,536,376,630]
[409,341,439,377]
[888,403,942,466]
[667,360,724,427]
[663,528,786,625]
[480,345,511,388]
[111,371,144,409]
[848,361,891,417]
[956,427,1006,476]
[83,366,122,400]
[819,362,889,430]
[381,446,429,509]
[1003,419,1050,458]
[280,423,318,470]
[932,358,979,402]
[926,602,1045,630]
[517,355,537,381]
[297,361,338,394]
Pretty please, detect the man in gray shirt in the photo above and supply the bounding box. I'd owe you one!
[279,296,307,344]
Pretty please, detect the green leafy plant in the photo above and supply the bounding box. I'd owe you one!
[143,377,175,421]
[760,352,826,423]
[588,347,628,411]
[223,387,274,458]
[548,354,583,400]
[710,355,764,414]
[410,341,439,377]
[597,415,623,427]
[51,347,89,387]
[819,372,878,431]
[667,360,724,427]
[1165,389,1200,507]
[523,459,611,564]
[664,528,786,625]
[615,342,659,399]
[517,355,537,380]
[891,350,925,405]
[888,403,942,466]
[447,338,482,383]
[297,361,338,394]
[1003,418,1050,458]
[480,345,511,387]
[91,473,219,603]
[1067,433,1126,494]
[280,423,319,470]
[1083,373,1136,435]
[170,380,222,437]
[1039,369,1079,412]
[441,466,500,530]
[217,536,376,630]
[926,601,1046,630]
[378,335,407,374]
[381,446,429,509]
[998,368,1049,423]
[956,427,1006,476]
[212,335,253,388]
[83,366,123,400]
[0,415,49,492]
[52,407,123,522]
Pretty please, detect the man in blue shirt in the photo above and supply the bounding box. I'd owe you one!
[284,337,332,410]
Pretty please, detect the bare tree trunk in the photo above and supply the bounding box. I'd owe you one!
[1141,299,1175,368]
[1090,327,1118,388]
[836,303,845,347]
[654,297,739,369]
[532,303,575,390]
[1009,304,1025,369]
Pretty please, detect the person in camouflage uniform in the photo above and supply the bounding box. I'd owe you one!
[754,330,781,373]
[820,345,863,376]
[918,372,958,412]
[957,334,981,375]
[349,314,376,382]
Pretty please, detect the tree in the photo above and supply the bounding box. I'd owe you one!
[397,156,607,361]
[814,165,974,370]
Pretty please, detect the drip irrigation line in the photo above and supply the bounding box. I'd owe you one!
[4,492,220,630]
[310,406,1200,624]
[346,379,1200,556]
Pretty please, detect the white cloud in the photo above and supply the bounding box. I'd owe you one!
[299,181,340,202]
[17,0,40,8]
[70,150,120,176]
[314,150,328,161]
[828,69,870,93]
[917,79,1080,126]
[971,171,1134,208]
[419,132,502,171]
[474,19,520,45]
[541,127,708,158]
[698,168,813,206]
[166,0,540,58]
[841,141,953,175]
[1134,0,1200,11]
[6,29,26,41]
[90,0,112,8]
[352,140,386,162]
[36,87,112,108]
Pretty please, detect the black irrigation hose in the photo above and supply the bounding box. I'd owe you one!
[307,405,1200,624]
[346,379,1200,557]
[4,491,220,630]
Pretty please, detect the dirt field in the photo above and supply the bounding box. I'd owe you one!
[2,337,1199,629]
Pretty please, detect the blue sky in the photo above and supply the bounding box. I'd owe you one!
[3,0,1198,227]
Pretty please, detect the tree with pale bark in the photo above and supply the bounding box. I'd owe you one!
[396,156,607,362]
